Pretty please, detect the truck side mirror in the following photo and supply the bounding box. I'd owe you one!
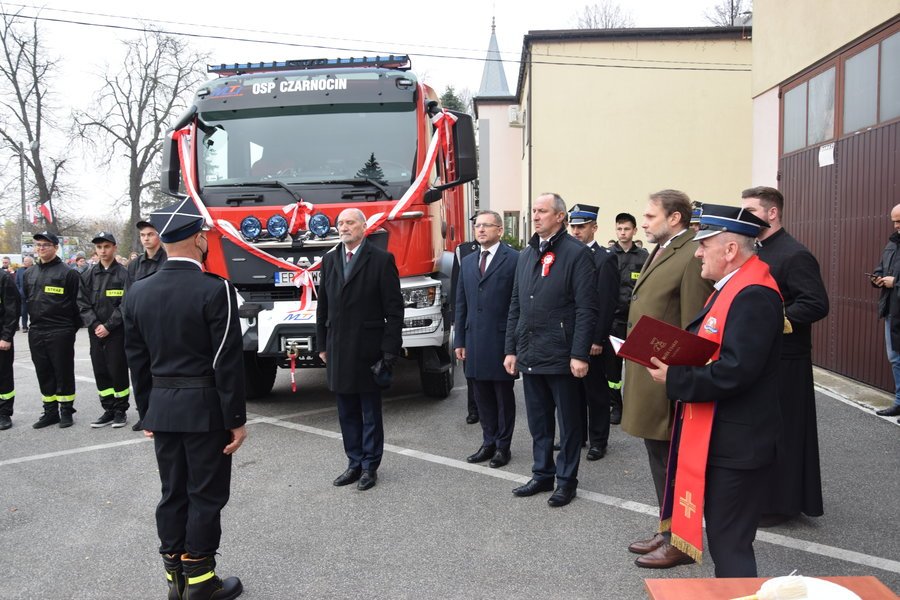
[160,129,182,197]
[425,110,478,203]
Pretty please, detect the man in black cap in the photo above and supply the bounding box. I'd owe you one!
[741,187,828,526]
[128,217,168,285]
[124,199,246,600]
[78,232,131,428]
[0,264,20,430]
[23,232,82,428]
[608,212,648,424]
[647,203,783,577]
[568,203,619,461]
[505,193,598,508]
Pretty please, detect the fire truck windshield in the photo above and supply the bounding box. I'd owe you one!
[197,105,417,201]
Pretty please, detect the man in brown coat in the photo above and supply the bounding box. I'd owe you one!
[621,189,713,569]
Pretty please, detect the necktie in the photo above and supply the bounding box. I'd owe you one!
[479,250,489,276]
[539,240,549,254]
[346,251,352,263]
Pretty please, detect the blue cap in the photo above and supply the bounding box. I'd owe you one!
[151,199,207,243]
[693,204,769,241]
[568,203,599,225]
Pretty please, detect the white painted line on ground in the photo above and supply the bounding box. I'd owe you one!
[0,437,150,467]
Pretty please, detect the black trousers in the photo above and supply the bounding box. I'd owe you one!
[88,330,130,410]
[705,464,769,578]
[466,377,478,417]
[472,379,516,449]
[20,299,28,329]
[28,328,77,402]
[0,339,13,412]
[580,353,610,448]
[154,430,232,557]
[336,391,384,471]
[522,373,584,487]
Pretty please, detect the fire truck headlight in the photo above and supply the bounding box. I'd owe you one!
[240,216,262,241]
[309,213,331,238]
[401,285,438,309]
[267,214,289,239]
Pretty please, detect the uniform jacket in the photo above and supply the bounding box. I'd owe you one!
[873,232,900,318]
[23,256,81,332]
[621,230,713,440]
[611,242,649,327]
[504,227,598,374]
[77,261,129,333]
[666,284,783,469]
[316,241,404,394]
[123,260,246,432]
[454,242,518,381]
[587,241,620,346]
[0,270,19,342]
[126,247,167,287]
[757,228,829,358]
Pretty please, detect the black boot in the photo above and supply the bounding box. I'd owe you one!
[33,401,60,429]
[112,397,129,428]
[181,554,242,600]
[0,398,13,430]
[609,386,623,425]
[163,553,185,600]
[59,402,76,428]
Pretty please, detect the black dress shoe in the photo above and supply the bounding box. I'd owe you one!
[466,444,496,463]
[547,486,577,507]
[586,445,607,461]
[333,467,362,486]
[875,405,900,417]
[357,470,377,491]
[466,413,480,424]
[489,448,510,468]
[512,478,554,497]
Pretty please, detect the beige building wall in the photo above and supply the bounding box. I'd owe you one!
[474,101,525,241]
[752,0,900,96]
[521,35,752,243]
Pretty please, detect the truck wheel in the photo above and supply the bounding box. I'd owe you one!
[420,367,453,399]
[244,352,277,399]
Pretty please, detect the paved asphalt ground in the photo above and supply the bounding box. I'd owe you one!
[1,329,898,599]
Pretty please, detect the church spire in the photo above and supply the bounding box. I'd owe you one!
[478,17,510,97]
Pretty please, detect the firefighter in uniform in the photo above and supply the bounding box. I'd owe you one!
[78,232,131,428]
[124,200,246,600]
[0,267,20,430]
[127,217,168,285]
[24,232,81,429]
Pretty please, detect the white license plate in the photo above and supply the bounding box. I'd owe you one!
[274,270,321,287]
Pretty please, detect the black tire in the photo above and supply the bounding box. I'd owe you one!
[420,361,453,399]
[244,351,277,399]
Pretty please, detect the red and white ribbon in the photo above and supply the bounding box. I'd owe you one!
[541,252,555,277]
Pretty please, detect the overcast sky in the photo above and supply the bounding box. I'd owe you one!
[3,0,730,218]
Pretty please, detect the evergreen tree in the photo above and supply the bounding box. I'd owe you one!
[355,152,386,182]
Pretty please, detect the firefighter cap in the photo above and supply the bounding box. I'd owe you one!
[92,231,117,245]
[693,204,769,241]
[151,198,207,243]
[568,204,599,225]
[33,231,59,246]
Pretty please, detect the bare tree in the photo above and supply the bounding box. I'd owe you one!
[0,11,68,236]
[705,0,752,26]
[574,1,635,29]
[74,27,208,251]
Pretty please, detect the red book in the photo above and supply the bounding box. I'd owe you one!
[613,315,719,368]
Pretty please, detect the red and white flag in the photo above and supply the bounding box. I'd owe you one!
[38,199,53,223]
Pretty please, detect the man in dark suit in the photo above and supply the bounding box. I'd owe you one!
[317,208,404,491]
[568,204,619,461]
[124,199,246,600]
[455,210,518,468]
[504,193,598,508]
[648,204,783,577]
[741,187,828,526]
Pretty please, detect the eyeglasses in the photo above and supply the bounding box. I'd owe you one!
[473,223,501,230]
[33,243,54,249]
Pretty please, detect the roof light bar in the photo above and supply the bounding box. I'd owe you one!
[208,55,411,76]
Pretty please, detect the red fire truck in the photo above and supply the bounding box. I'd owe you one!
[159,55,477,398]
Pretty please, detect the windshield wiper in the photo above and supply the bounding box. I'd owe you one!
[304,178,392,200]
[220,180,302,204]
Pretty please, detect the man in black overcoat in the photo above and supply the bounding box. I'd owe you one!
[124,199,247,600]
[455,210,519,468]
[504,193,598,508]
[742,187,828,525]
[317,208,404,491]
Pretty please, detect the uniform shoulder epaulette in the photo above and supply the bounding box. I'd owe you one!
[203,271,229,283]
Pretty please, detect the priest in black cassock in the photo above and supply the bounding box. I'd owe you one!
[741,186,829,525]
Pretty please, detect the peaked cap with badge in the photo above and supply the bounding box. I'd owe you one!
[150,199,207,243]
[568,204,599,225]
[693,204,769,241]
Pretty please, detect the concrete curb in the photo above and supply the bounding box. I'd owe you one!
[813,366,894,411]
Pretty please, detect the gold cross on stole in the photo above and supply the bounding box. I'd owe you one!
[679,491,697,519]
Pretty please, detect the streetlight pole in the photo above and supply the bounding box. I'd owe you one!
[19,141,26,247]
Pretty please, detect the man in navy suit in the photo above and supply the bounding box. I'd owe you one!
[455,210,519,468]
